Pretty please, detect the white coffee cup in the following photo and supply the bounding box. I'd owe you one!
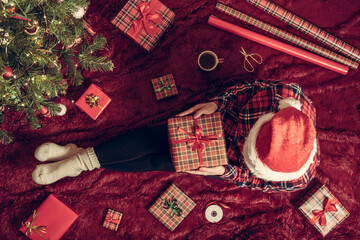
[197,50,224,71]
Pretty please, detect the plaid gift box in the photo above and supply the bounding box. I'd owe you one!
[297,184,350,237]
[111,0,175,52]
[148,183,196,231]
[103,208,123,231]
[19,194,79,240]
[75,84,111,120]
[151,74,178,100]
[168,112,228,172]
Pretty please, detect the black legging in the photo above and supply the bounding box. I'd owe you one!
[94,124,176,172]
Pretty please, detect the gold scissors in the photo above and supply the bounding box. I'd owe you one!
[239,47,263,72]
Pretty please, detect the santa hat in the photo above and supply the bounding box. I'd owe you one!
[243,98,317,182]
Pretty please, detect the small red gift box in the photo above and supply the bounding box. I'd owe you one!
[151,74,178,100]
[103,208,123,231]
[168,112,228,172]
[111,0,175,52]
[148,183,196,231]
[19,194,79,240]
[75,84,111,120]
[297,184,350,237]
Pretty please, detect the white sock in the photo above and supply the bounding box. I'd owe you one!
[34,142,79,162]
[32,148,100,185]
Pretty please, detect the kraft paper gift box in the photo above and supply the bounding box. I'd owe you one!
[111,0,175,52]
[168,112,228,172]
[19,194,79,240]
[148,183,196,231]
[297,184,350,237]
[151,74,178,100]
[75,84,111,120]
[103,208,123,231]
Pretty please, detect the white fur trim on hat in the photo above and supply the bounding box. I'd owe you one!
[242,112,317,182]
[278,98,302,111]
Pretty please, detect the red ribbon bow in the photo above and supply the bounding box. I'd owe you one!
[170,117,224,167]
[105,215,121,225]
[8,7,32,21]
[309,197,339,226]
[128,1,163,38]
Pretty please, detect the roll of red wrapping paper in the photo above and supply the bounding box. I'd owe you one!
[207,16,349,75]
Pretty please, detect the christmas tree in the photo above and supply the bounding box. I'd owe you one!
[0,0,114,144]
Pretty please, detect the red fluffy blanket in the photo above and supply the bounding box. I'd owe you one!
[1,0,360,239]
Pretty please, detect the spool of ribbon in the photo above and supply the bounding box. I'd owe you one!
[105,214,121,225]
[169,118,224,166]
[155,80,175,93]
[161,197,184,218]
[22,210,48,240]
[85,94,103,110]
[204,201,230,223]
[127,0,163,38]
[309,197,339,226]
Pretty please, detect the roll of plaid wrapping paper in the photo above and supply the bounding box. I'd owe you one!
[207,15,349,75]
[215,3,359,70]
[245,0,360,63]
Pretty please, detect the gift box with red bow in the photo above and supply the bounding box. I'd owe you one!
[148,183,196,231]
[151,74,178,100]
[19,194,79,240]
[103,208,123,231]
[297,184,350,237]
[111,0,175,52]
[75,84,111,120]
[167,112,228,172]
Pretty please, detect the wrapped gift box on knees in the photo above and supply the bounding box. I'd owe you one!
[297,184,350,237]
[148,183,196,231]
[19,194,79,240]
[168,112,228,172]
[103,208,123,231]
[111,0,175,52]
[151,74,178,100]
[75,84,111,120]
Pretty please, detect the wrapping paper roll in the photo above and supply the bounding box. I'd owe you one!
[215,3,358,70]
[246,0,360,63]
[207,15,349,75]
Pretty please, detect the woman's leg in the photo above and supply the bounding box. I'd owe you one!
[95,124,175,172]
[32,124,174,185]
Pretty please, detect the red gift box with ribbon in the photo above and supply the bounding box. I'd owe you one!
[103,208,123,231]
[19,194,79,240]
[111,0,175,52]
[168,112,228,172]
[75,84,111,120]
[297,184,350,237]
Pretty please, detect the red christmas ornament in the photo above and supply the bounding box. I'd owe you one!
[40,106,51,118]
[3,66,13,79]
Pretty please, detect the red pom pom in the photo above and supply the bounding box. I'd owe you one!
[3,66,13,79]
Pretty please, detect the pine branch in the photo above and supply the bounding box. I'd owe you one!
[82,35,107,55]
[79,55,114,72]
[61,52,84,86]
[43,101,61,115]
[0,129,13,145]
